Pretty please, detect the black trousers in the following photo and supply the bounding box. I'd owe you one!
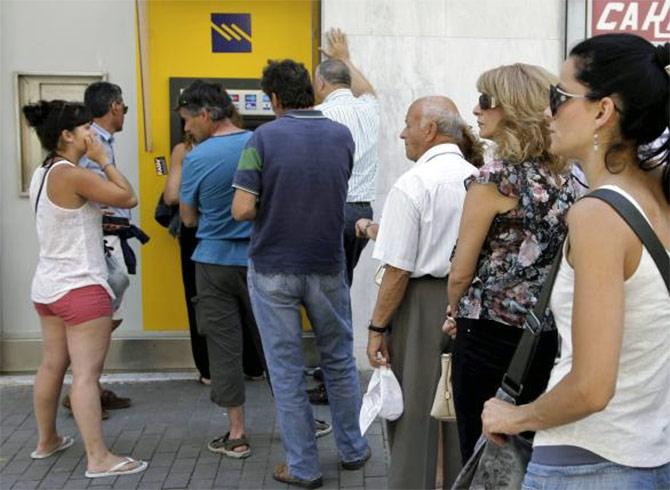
[451,317,558,464]
[179,226,210,379]
[343,202,373,286]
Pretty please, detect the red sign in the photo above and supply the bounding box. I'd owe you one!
[589,0,670,43]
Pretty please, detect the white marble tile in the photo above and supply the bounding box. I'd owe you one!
[323,0,446,37]
[445,0,564,40]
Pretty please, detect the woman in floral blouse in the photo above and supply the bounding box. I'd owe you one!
[444,63,581,464]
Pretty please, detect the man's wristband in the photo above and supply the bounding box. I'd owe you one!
[368,323,387,333]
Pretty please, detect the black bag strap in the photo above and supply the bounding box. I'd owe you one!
[501,241,564,400]
[501,187,670,400]
[586,188,669,294]
[34,158,66,214]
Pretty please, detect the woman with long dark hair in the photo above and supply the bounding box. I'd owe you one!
[481,35,670,489]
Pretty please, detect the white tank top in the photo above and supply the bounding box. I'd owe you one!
[534,185,670,467]
[29,160,114,303]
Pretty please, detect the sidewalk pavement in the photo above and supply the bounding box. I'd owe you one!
[0,374,388,490]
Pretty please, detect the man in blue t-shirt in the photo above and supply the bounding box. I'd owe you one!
[178,80,264,460]
[232,59,370,488]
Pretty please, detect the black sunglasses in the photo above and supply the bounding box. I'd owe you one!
[549,84,588,117]
[478,93,497,110]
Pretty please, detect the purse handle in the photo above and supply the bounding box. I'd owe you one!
[501,187,670,400]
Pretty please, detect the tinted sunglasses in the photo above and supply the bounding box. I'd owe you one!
[478,93,497,110]
[549,84,588,117]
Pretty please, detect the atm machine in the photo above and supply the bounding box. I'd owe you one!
[169,77,275,147]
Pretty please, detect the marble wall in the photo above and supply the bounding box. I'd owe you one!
[322,0,567,365]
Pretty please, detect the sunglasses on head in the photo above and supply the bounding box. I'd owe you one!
[478,93,497,110]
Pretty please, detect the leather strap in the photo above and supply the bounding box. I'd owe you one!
[586,189,669,294]
[501,241,563,399]
[501,187,670,401]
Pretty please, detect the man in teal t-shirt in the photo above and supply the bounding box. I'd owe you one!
[178,80,264,460]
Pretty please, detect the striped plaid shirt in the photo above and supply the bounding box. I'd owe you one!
[316,89,380,202]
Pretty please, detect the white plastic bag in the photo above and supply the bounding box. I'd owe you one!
[359,366,404,435]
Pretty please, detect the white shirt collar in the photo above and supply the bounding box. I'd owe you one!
[416,143,463,165]
[322,88,354,103]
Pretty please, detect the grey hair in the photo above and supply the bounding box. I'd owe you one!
[420,105,465,141]
[317,59,352,87]
[182,104,226,121]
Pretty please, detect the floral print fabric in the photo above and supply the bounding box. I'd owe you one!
[457,159,581,327]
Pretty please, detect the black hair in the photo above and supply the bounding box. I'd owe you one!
[318,59,352,87]
[570,34,669,200]
[261,59,315,109]
[22,100,92,155]
[175,80,235,121]
[84,81,123,118]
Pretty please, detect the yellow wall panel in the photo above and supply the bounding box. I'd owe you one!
[137,1,319,331]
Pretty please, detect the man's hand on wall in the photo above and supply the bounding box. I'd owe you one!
[320,27,350,61]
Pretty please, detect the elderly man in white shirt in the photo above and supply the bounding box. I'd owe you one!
[315,28,380,285]
[357,96,483,490]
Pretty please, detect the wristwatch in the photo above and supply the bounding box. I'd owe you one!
[368,323,387,333]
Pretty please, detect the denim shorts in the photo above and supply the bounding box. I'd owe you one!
[523,460,670,490]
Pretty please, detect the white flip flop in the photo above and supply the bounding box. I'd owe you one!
[30,435,74,459]
[85,457,148,479]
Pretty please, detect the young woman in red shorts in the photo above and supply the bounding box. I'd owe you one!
[23,100,146,479]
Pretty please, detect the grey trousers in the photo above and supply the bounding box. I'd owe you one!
[194,262,264,408]
[386,276,462,490]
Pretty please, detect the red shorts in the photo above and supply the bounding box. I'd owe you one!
[34,285,113,326]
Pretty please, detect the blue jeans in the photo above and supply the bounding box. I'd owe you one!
[523,461,670,490]
[247,262,369,480]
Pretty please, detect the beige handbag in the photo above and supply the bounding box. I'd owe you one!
[430,353,456,421]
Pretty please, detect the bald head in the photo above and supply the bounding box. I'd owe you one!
[401,96,466,161]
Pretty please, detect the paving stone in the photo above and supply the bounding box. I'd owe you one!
[60,478,89,489]
[90,475,119,486]
[363,476,387,489]
[0,377,388,489]
[2,458,32,475]
[340,469,364,487]
[186,479,213,489]
[190,463,218,480]
[11,480,42,490]
[363,462,386,478]
[161,476,189,489]
[140,467,169,483]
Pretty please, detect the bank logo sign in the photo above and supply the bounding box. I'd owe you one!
[211,13,252,53]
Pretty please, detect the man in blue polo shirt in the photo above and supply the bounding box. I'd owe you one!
[178,80,264,460]
[232,59,370,489]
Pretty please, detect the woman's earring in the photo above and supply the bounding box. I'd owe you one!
[593,133,599,152]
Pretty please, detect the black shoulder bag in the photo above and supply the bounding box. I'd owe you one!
[452,188,669,490]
